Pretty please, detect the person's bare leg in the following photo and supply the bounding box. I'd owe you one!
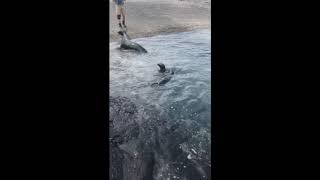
[121,7,126,28]
[116,5,122,28]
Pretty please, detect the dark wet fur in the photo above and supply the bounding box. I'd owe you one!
[151,63,175,87]
[118,31,147,53]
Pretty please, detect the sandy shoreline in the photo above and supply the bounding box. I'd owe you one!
[109,0,211,42]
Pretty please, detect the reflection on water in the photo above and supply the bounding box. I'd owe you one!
[109,29,211,180]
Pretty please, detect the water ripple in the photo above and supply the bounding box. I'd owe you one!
[110,29,211,179]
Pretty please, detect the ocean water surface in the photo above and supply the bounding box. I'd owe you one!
[109,29,212,180]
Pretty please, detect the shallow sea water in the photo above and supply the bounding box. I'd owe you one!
[109,29,211,180]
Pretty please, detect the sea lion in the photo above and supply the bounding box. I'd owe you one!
[118,30,148,53]
[151,63,175,87]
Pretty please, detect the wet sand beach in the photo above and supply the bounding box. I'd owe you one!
[109,0,211,42]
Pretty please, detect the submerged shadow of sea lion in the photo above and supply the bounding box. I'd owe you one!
[118,30,148,53]
[151,63,175,87]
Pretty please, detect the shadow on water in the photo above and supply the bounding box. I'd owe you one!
[109,29,211,180]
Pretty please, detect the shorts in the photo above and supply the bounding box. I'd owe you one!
[115,0,124,5]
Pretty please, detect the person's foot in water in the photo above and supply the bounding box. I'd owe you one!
[118,23,125,32]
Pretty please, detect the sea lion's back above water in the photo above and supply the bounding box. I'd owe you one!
[151,63,175,87]
[118,31,148,53]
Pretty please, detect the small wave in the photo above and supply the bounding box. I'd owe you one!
[109,29,211,179]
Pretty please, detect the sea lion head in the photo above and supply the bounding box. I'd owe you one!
[157,63,166,73]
